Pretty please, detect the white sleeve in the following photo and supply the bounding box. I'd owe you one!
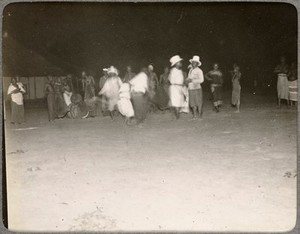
[168,70,174,84]
[7,85,16,95]
[99,82,108,95]
[18,83,26,93]
[191,69,203,84]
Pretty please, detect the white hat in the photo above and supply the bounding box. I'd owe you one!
[189,55,202,66]
[170,55,183,67]
[107,66,118,75]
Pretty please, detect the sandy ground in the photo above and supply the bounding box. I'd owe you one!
[4,92,297,232]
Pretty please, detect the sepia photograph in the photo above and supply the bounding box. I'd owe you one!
[2,2,298,232]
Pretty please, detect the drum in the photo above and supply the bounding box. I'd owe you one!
[69,102,89,119]
[71,93,82,104]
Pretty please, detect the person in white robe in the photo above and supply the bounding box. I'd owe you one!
[99,66,122,120]
[168,55,186,119]
[117,82,134,125]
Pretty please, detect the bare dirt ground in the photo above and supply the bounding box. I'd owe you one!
[5,92,297,232]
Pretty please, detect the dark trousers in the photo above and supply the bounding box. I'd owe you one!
[212,86,222,106]
[131,93,146,124]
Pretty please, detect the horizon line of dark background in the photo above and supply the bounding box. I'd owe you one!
[2,2,298,88]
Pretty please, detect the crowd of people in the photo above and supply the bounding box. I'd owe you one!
[7,55,297,127]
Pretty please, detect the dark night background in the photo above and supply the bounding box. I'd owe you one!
[2,2,297,90]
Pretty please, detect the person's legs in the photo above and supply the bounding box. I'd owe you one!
[18,104,25,123]
[192,107,197,119]
[132,94,143,124]
[189,90,197,120]
[212,89,219,112]
[235,99,240,113]
[174,107,180,119]
[11,101,17,124]
[47,95,55,121]
[109,110,115,120]
[142,95,147,122]
[198,89,203,119]
[217,87,222,108]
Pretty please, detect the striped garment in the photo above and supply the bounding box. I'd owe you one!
[288,80,298,102]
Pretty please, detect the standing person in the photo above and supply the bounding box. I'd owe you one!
[231,65,242,113]
[168,55,185,119]
[99,66,122,120]
[288,62,297,106]
[62,77,73,108]
[7,77,26,124]
[186,56,204,120]
[147,64,159,107]
[99,68,109,90]
[274,56,289,107]
[44,76,56,122]
[83,72,97,117]
[205,63,223,112]
[117,82,134,125]
[123,66,136,82]
[66,74,74,92]
[79,71,88,98]
[129,68,149,127]
[160,66,170,94]
[148,64,159,90]
[99,68,109,115]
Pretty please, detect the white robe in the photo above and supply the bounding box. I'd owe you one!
[99,76,122,111]
[168,68,185,107]
[117,83,134,118]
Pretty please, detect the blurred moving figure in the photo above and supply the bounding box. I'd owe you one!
[123,66,136,83]
[205,63,223,112]
[99,66,122,120]
[129,68,149,127]
[117,82,134,125]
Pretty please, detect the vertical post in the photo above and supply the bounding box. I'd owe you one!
[27,77,30,100]
[34,77,36,100]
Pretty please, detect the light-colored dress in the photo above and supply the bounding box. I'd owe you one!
[99,76,122,111]
[288,80,297,101]
[231,71,241,105]
[168,68,185,107]
[274,64,289,100]
[277,74,289,100]
[288,68,297,102]
[117,83,134,118]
